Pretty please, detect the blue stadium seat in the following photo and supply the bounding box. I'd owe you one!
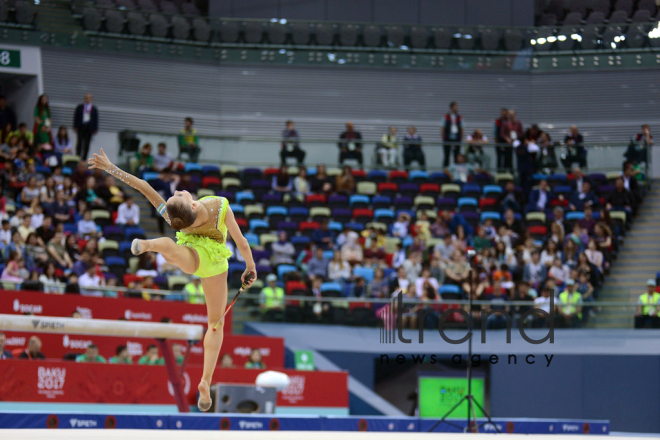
[323,250,335,260]
[402,237,414,248]
[202,165,220,176]
[184,163,203,173]
[306,167,318,177]
[480,212,501,222]
[483,185,503,196]
[328,221,343,232]
[349,194,370,208]
[566,211,585,220]
[409,170,429,182]
[63,223,78,234]
[125,227,146,240]
[230,204,245,214]
[457,197,478,208]
[321,282,343,296]
[290,235,311,252]
[440,285,461,297]
[266,206,287,217]
[374,209,395,224]
[554,185,572,196]
[277,264,297,280]
[372,195,392,209]
[345,222,365,232]
[249,219,269,233]
[142,171,159,182]
[244,232,259,247]
[236,191,255,205]
[367,170,387,183]
[353,266,374,283]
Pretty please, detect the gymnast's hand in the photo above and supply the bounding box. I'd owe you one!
[88,148,113,172]
[242,268,257,289]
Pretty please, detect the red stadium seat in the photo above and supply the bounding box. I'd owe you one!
[352,208,374,223]
[202,176,221,188]
[306,194,327,207]
[389,170,409,183]
[377,182,398,196]
[299,221,320,237]
[420,183,440,197]
[264,167,280,178]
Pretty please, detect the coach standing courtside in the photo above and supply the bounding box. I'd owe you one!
[73,93,99,159]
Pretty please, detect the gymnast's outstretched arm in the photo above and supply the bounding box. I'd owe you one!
[88,148,171,225]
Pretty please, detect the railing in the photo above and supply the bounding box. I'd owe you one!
[129,133,650,175]
[1,281,644,321]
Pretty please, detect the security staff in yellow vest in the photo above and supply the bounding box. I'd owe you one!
[635,279,660,329]
[184,275,205,305]
[260,274,285,321]
[558,279,582,328]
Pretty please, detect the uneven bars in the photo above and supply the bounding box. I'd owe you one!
[0,314,204,341]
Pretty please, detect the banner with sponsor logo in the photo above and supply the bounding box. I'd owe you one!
[0,360,349,409]
[0,290,231,332]
[1,331,284,368]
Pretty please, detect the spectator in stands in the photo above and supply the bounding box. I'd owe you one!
[636,279,660,328]
[0,220,11,247]
[622,161,642,212]
[54,126,72,154]
[109,345,132,364]
[98,175,124,208]
[33,94,51,143]
[526,179,554,213]
[473,226,492,252]
[153,142,174,172]
[259,274,284,320]
[369,268,389,298]
[391,242,406,269]
[135,143,154,174]
[523,251,546,287]
[116,196,140,226]
[244,348,266,369]
[79,265,104,297]
[280,120,306,166]
[293,168,310,196]
[14,122,33,148]
[500,181,523,212]
[403,251,422,282]
[183,275,205,304]
[39,261,62,293]
[569,180,598,212]
[19,336,45,360]
[558,279,582,328]
[402,126,425,170]
[378,125,399,167]
[271,231,295,267]
[414,266,439,298]
[563,125,586,168]
[494,108,509,171]
[77,176,105,208]
[0,332,12,359]
[25,232,48,267]
[501,109,524,171]
[442,102,463,167]
[65,273,80,294]
[577,205,596,235]
[310,164,334,193]
[5,230,24,260]
[625,124,652,165]
[606,176,633,220]
[171,343,185,365]
[338,122,363,166]
[178,117,200,162]
[21,176,40,205]
[220,353,235,368]
[1,251,25,282]
[271,164,292,194]
[71,161,89,189]
[541,240,562,267]
[532,284,554,328]
[536,132,558,173]
[570,166,589,192]
[40,176,57,206]
[77,211,97,237]
[389,266,410,295]
[445,153,477,183]
[138,344,164,365]
[73,94,98,159]
[0,96,16,131]
[465,128,489,170]
[340,230,363,265]
[307,247,329,280]
[312,219,335,250]
[485,279,510,329]
[328,250,351,284]
[335,165,355,194]
[76,343,106,363]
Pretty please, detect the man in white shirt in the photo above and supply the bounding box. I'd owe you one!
[73,93,98,159]
[153,142,174,171]
[79,265,104,297]
[116,196,140,226]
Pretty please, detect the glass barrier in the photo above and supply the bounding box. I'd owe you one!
[130,133,649,175]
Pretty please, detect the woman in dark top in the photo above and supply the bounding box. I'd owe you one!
[310,164,334,193]
[271,164,292,194]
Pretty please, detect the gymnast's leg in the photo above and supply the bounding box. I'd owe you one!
[197,271,229,411]
[132,237,199,275]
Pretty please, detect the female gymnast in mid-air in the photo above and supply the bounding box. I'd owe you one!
[88,149,256,411]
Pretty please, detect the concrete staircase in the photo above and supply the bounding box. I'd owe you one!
[593,182,660,328]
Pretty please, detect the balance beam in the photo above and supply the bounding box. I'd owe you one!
[0,313,205,412]
[0,314,204,341]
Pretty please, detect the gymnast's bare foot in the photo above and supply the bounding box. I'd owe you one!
[131,239,150,256]
[197,380,212,412]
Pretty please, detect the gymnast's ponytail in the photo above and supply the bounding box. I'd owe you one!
[166,200,197,231]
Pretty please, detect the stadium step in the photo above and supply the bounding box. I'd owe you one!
[593,183,660,329]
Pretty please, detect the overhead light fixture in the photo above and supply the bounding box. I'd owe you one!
[547,36,557,42]
[537,37,547,44]
[650,22,660,39]
[530,39,537,45]
[557,35,567,41]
